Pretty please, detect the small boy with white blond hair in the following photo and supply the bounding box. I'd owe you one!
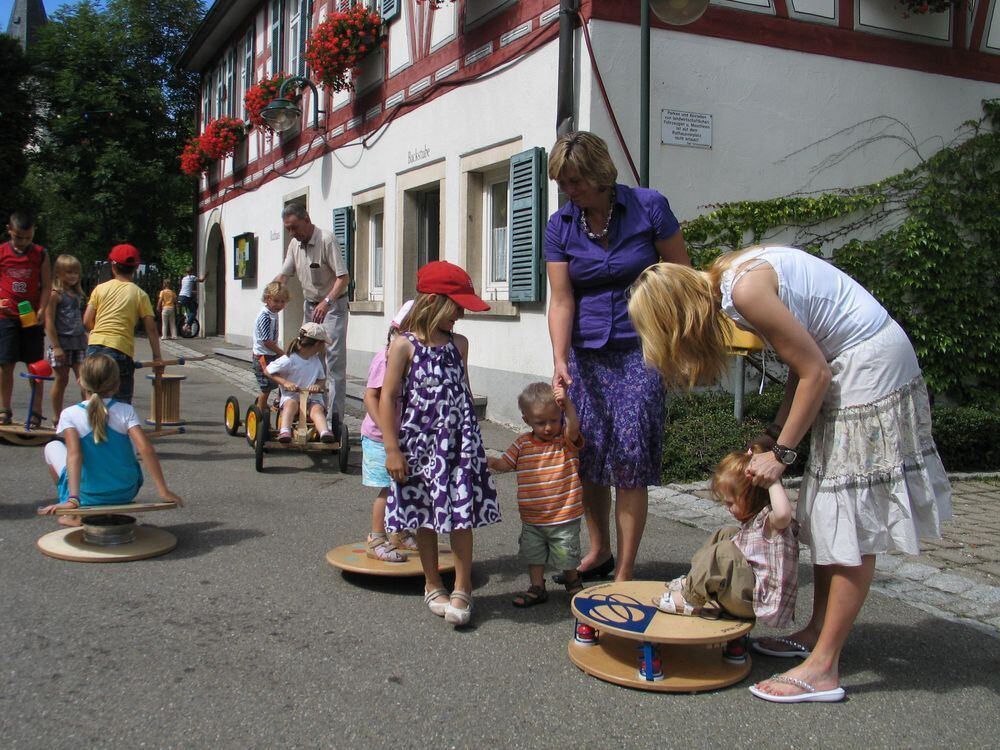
[488,382,584,607]
[252,281,289,411]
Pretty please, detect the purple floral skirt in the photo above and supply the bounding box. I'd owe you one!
[568,345,666,489]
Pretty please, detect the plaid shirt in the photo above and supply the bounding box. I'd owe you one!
[733,506,800,628]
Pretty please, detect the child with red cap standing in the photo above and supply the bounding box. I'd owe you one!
[84,244,164,403]
[381,261,501,627]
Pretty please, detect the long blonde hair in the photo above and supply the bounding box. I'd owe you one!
[79,355,120,443]
[52,254,84,297]
[627,263,729,389]
[405,292,460,345]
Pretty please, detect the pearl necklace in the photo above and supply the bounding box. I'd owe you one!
[580,189,615,241]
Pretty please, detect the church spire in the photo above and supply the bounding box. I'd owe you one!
[5,0,48,52]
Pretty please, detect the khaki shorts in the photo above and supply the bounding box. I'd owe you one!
[519,518,582,570]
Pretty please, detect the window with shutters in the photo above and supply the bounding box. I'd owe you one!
[270,0,285,75]
[459,139,525,314]
[350,186,386,311]
[396,160,445,303]
[507,146,546,303]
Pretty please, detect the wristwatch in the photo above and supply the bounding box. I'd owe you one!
[772,444,798,465]
[323,296,332,306]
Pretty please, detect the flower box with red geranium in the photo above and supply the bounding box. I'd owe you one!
[305,4,382,93]
[180,138,211,177]
[199,117,247,160]
[897,0,963,16]
[245,73,301,132]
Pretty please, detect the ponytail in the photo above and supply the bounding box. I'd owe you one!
[86,392,110,443]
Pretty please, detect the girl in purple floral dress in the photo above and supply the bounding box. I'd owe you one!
[381,261,500,628]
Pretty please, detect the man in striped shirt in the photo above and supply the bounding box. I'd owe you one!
[488,382,584,607]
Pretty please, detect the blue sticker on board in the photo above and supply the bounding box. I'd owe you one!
[575,593,658,634]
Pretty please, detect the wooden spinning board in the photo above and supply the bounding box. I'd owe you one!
[326,541,455,577]
[54,502,178,516]
[37,526,177,563]
[569,580,753,692]
[0,423,57,446]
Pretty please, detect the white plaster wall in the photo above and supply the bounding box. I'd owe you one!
[584,20,1000,221]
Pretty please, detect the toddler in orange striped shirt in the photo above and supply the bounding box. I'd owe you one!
[488,382,584,608]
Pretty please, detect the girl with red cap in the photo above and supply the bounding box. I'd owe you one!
[380,261,500,627]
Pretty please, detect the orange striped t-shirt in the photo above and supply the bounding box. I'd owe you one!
[501,432,585,526]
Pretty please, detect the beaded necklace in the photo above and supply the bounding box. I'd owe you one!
[580,188,616,241]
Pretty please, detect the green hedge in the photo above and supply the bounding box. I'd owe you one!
[661,388,1000,483]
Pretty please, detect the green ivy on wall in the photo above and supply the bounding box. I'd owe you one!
[681,99,1000,405]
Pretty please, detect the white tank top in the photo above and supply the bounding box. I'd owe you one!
[719,247,889,361]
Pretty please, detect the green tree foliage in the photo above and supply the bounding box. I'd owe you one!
[0,35,35,219]
[25,0,204,268]
[683,100,1000,404]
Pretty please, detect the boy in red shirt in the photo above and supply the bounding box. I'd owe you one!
[0,211,51,425]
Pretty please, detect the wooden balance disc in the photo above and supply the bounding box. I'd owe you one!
[38,502,179,563]
[0,423,57,446]
[568,580,753,693]
[326,541,455,577]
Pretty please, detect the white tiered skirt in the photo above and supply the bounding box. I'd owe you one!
[797,320,952,566]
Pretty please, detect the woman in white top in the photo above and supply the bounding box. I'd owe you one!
[627,246,951,703]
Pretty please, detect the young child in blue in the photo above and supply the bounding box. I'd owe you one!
[38,354,183,525]
[362,300,417,563]
[381,261,500,627]
[252,281,289,412]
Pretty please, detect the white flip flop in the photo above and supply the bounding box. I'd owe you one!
[749,675,845,703]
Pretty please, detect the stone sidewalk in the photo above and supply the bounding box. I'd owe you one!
[164,336,1000,637]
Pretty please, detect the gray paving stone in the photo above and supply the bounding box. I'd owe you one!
[895,562,944,581]
[875,555,903,573]
[925,572,977,594]
[960,584,1000,605]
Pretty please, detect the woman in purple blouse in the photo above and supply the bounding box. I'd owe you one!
[545,132,690,582]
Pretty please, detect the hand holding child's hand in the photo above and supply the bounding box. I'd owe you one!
[553,386,566,408]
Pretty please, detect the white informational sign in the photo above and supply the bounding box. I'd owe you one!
[661,109,713,149]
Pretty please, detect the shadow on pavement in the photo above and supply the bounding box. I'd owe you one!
[148,521,267,559]
[0,501,46,521]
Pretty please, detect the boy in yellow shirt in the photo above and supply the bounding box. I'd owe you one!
[84,244,163,403]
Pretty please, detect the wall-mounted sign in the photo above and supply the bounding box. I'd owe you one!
[408,145,430,164]
[661,109,712,149]
[233,232,257,281]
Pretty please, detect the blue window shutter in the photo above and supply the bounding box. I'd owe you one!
[380,0,399,22]
[508,147,547,303]
[332,206,354,300]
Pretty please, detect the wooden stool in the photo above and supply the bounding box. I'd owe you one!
[326,541,455,577]
[37,502,178,563]
[568,581,753,692]
[146,373,187,427]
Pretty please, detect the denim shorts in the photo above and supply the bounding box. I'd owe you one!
[361,435,391,488]
[0,317,44,365]
[85,344,135,403]
[519,518,582,570]
[253,354,277,392]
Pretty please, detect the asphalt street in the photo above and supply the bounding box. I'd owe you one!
[1,342,998,749]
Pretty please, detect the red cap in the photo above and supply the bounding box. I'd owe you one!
[416,261,490,312]
[108,244,141,267]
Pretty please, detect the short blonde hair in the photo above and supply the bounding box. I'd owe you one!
[710,445,772,522]
[548,131,618,190]
[627,263,728,389]
[262,281,290,303]
[517,382,556,413]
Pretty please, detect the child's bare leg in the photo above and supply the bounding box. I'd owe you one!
[255,391,269,411]
[278,399,298,433]
[370,488,389,534]
[71,362,83,401]
[449,528,474,606]
[417,528,449,605]
[528,563,546,588]
[1,362,15,413]
[309,402,329,433]
[51,367,69,417]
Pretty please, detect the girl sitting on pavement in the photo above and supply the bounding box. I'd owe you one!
[381,261,500,627]
[361,300,418,563]
[44,254,88,417]
[655,444,798,631]
[38,354,183,525]
[266,323,335,444]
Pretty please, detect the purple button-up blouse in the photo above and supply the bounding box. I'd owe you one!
[545,184,681,349]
